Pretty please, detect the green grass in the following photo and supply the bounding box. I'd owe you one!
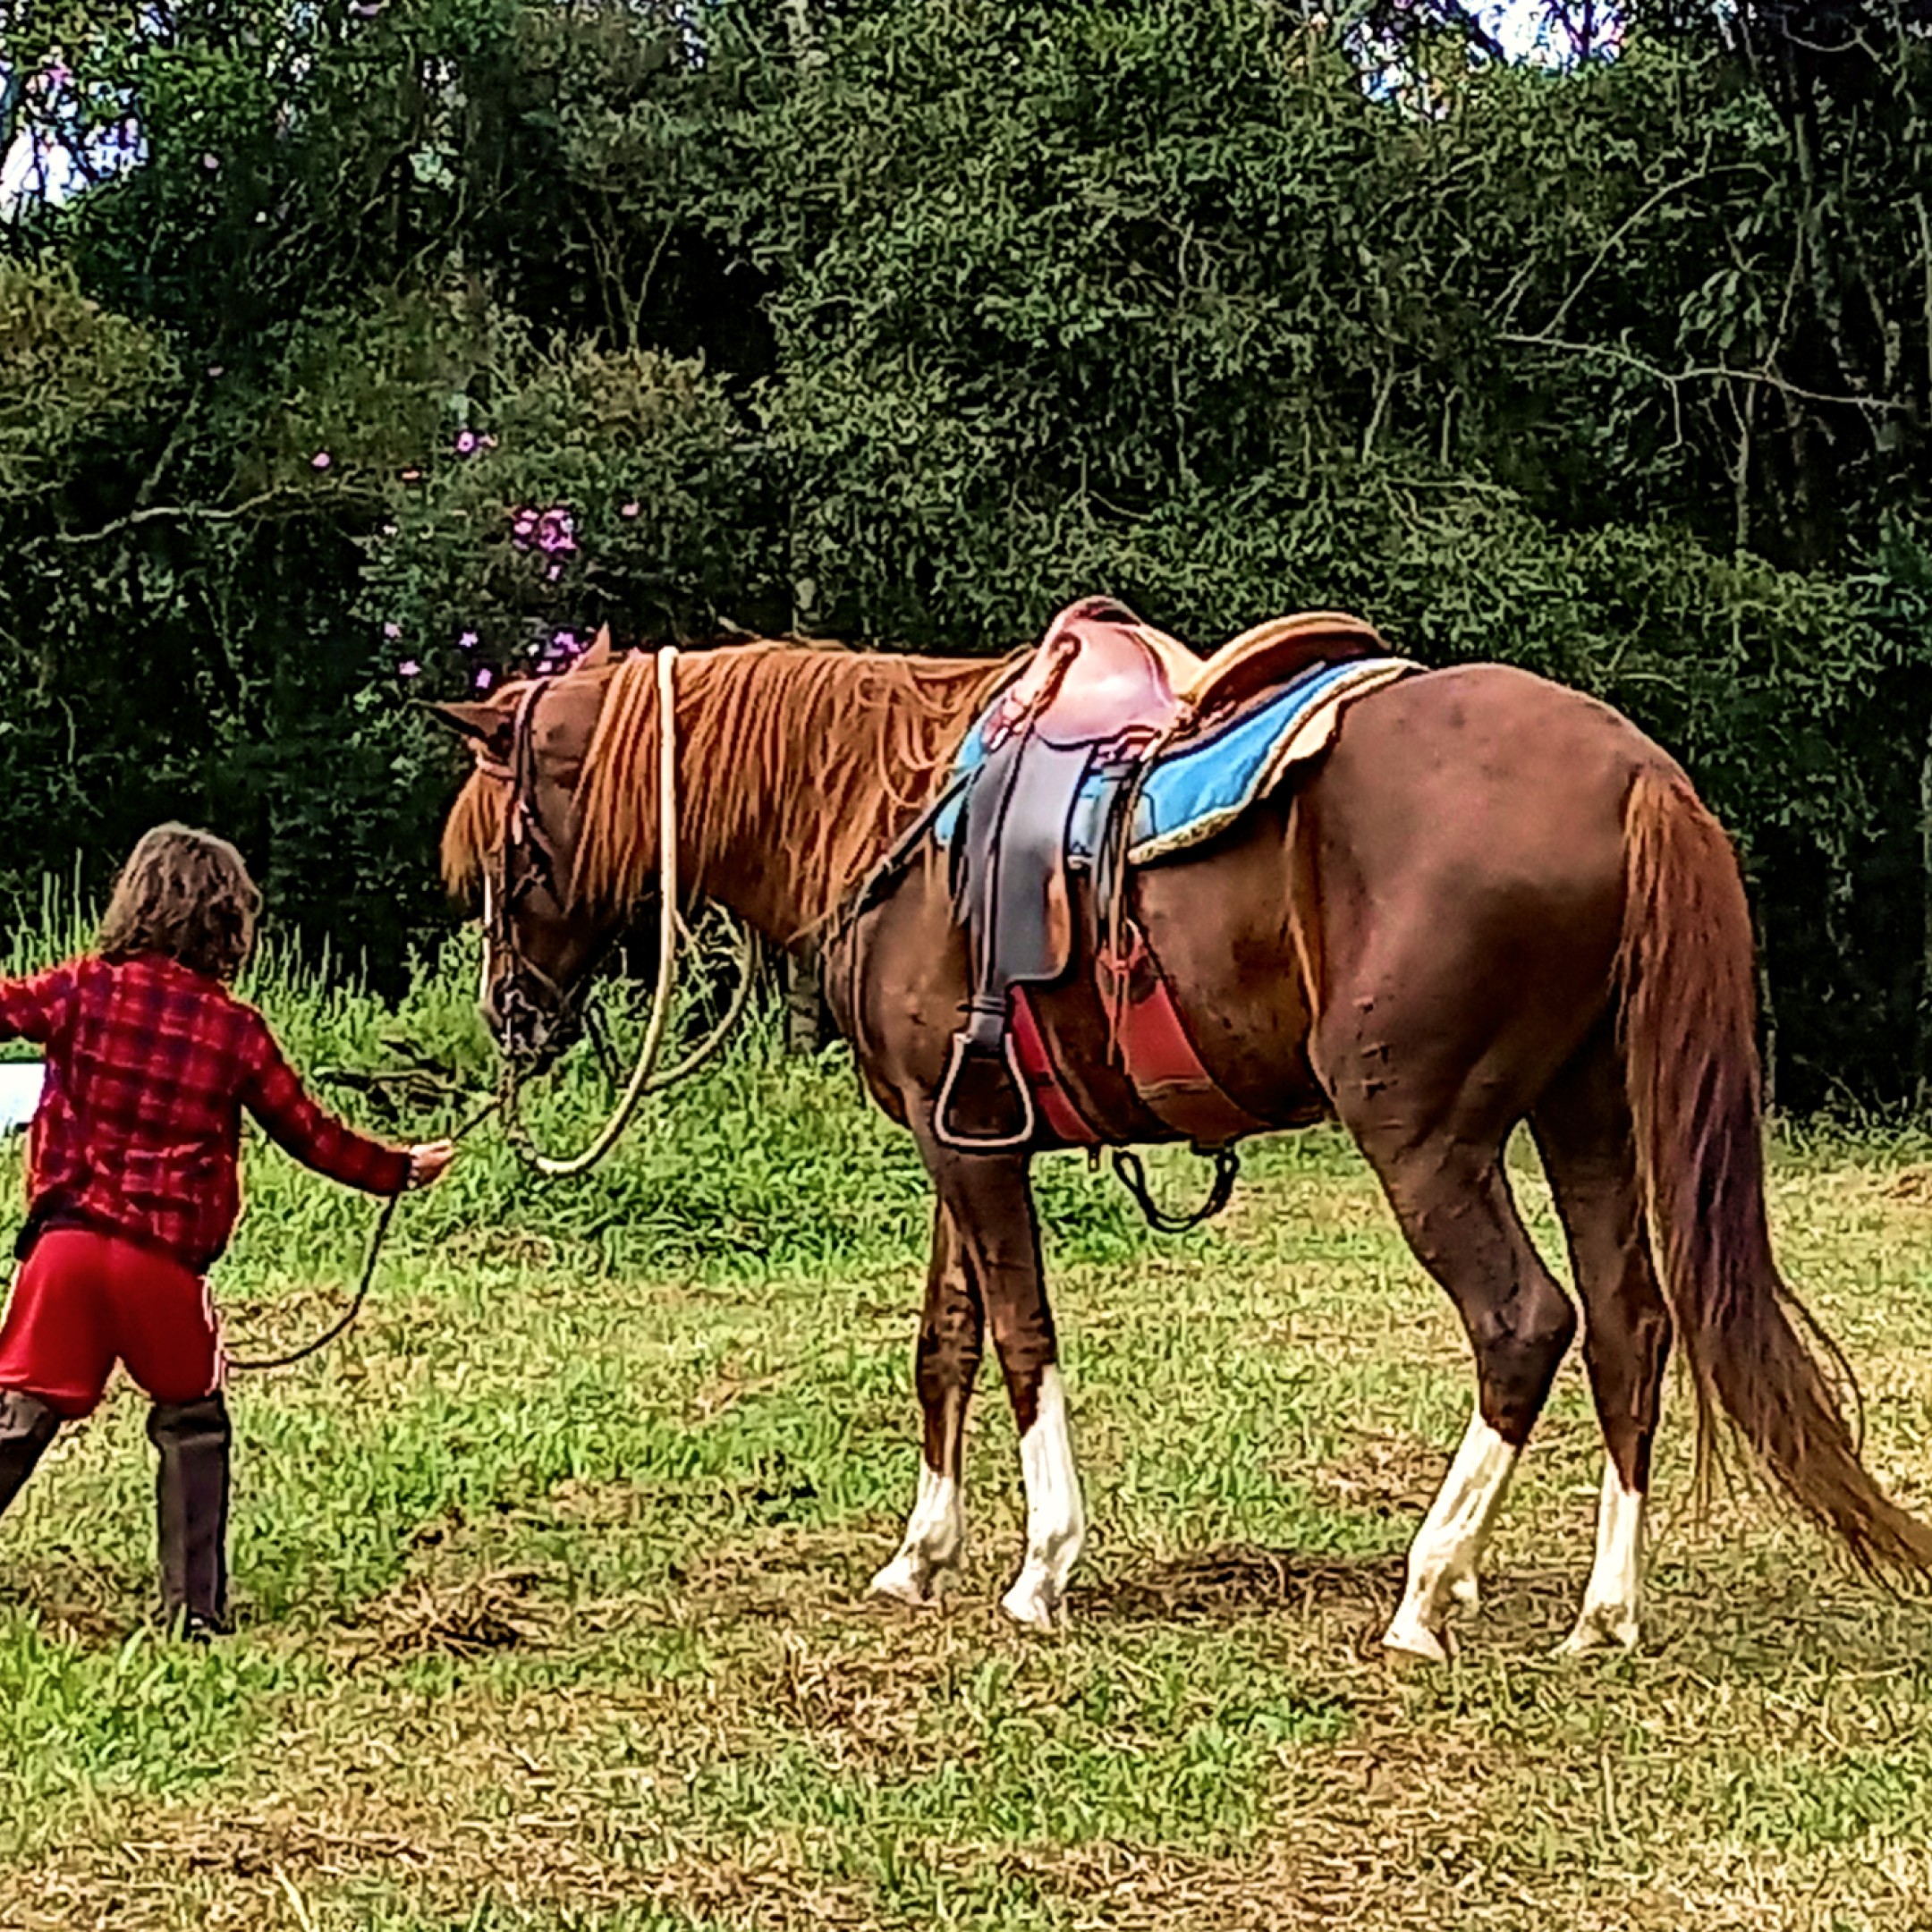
[3,925,1932,1928]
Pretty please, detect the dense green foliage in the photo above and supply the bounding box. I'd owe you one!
[3,2,1929,1103]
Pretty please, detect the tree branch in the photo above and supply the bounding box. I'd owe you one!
[47,485,345,546]
[1495,331,1907,413]
[1917,194,1932,404]
[1534,165,1766,342]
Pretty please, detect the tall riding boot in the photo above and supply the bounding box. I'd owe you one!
[0,1389,59,1521]
[146,1394,232,1637]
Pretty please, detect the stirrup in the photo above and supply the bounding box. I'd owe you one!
[935,1022,1038,1152]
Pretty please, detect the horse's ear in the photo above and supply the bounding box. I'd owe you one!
[422,698,514,762]
[580,624,616,669]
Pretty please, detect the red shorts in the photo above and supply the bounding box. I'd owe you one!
[0,1227,222,1419]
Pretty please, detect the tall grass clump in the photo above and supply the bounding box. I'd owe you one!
[0,886,1280,1304]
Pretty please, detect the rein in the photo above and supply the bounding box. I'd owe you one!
[231,650,754,1369]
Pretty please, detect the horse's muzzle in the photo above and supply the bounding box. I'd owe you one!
[487,979,579,1073]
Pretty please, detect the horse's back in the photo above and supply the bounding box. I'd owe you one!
[1310,660,1676,901]
[1327,658,1679,816]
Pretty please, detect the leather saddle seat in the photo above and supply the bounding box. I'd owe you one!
[985,597,1191,751]
[1183,610,1385,718]
[987,597,1384,755]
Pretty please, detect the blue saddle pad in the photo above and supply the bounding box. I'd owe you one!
[935,657,1413,864]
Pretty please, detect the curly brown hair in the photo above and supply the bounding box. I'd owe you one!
[97,824,262,982]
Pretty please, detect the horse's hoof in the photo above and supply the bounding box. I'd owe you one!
[869,1556,941,1609]
[1555,1608,1639,1658]
[1380,1617,1453,1665]
[999,1572,1063,1633]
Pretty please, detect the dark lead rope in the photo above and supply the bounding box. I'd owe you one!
[226,1094,502,1374]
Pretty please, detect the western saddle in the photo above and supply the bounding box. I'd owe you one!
[937,596,1384,1149]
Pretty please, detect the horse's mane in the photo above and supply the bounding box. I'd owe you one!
[580,641,1009,936]
[442,640,1011,937]
[441,760,506,898]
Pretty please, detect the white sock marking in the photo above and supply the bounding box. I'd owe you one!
[1000,1365,1086,1631]
[1559,1461,1646,1655]
[1382,1412,1519,1662]
[871,1460,965,1606]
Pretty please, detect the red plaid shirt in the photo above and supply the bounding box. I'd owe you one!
[0,952,411,1273]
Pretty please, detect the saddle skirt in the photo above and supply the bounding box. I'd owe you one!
[932,597,1416,1153]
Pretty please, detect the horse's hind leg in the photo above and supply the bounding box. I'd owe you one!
[1327,1050,1579,1660]
[871,1204,981,1606]
[1530,1025,1671,1655]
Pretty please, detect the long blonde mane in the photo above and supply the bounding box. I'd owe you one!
[442,640,1010,937]
[441,762,506,898]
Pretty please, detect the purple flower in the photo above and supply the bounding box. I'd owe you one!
[620,501,640,520]
[474,665,496,691]
[382,622,402,640]
[207,364,225,378]
[545,563,563,581]
[311,451,331,470]
[458,629,479,649]
[534,507,579,555]
[201,152,220,172]
[45,63,73,89]
[397,658,421,679]
[455,430,478,456]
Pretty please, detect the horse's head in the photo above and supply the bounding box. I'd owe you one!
[430,631,640,1066]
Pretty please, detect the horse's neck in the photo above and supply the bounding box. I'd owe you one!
[674,644,986,946]
[682,773,818,946]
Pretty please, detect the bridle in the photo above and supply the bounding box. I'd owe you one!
[480,674,579,1045]
[477,668,595,1058]
[481,647,757,1178]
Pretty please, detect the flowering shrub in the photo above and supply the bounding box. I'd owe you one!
[360,345,775,697]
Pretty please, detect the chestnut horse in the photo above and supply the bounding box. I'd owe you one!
[432,630,1932,1660]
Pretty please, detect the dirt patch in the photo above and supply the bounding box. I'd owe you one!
[1304,1428,1447,1518]
[8,1811,878,1932]
[350,1567,556,1661]
[1080,1544,1402,1629]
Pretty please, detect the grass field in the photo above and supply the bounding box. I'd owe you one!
[3,925,1932,1931]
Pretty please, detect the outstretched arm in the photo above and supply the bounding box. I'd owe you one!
[0,963,78,1046]
[241,1024,417,1196]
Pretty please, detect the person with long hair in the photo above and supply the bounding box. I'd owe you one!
[0,824,455,1637]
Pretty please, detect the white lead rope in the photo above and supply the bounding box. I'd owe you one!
[513,646,683,1177]
[501,646,760,1176]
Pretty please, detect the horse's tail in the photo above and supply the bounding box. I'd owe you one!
[1617,765,1932,1574]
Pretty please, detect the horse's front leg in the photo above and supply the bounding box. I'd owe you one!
[927,1143,1086,1631]
[871,1204,980,1606]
